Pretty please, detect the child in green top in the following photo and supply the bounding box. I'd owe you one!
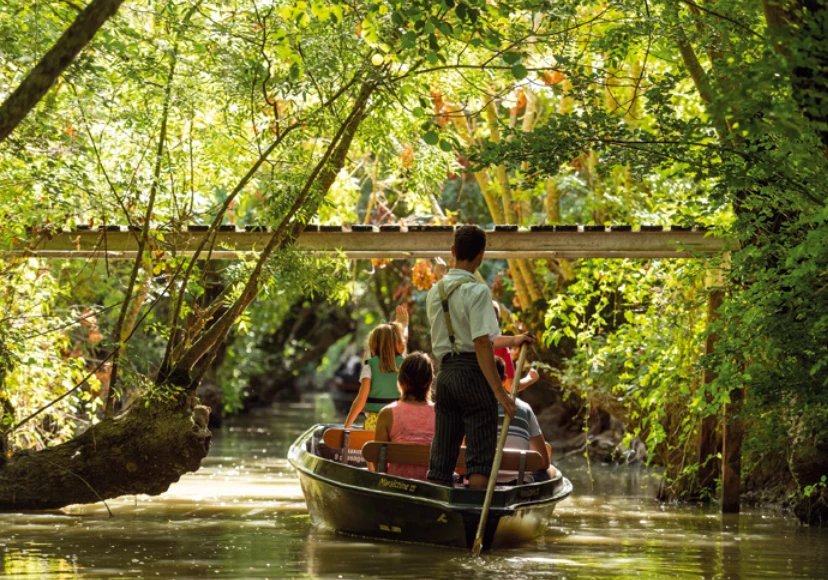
[344,305,409,430]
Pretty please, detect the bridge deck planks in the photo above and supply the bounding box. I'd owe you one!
[6,224,727,260]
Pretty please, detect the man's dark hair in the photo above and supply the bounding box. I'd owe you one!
[454,225,487,261]
[494,356,506,382]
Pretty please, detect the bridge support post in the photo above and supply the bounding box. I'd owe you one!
[697,269,724,496]
[722,386,744,513]
[706,253,741,514]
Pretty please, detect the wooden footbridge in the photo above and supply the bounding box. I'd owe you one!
[10,223,727,260]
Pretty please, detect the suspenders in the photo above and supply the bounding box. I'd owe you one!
[437,278,476,355]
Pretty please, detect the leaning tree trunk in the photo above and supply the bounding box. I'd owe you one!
[0,0,127,143]
[0,396,210,510]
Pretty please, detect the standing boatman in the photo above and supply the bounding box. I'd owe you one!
[426,225,534,489]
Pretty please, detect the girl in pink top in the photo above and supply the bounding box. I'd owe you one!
[374,352,435,481]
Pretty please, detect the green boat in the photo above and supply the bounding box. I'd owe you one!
[288,424,572,550]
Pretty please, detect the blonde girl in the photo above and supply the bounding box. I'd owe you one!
[344,305,408,430]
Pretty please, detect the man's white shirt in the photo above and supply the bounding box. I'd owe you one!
[427,268,500,361]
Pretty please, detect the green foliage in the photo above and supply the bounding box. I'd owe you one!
[804,476,828,499]
[454,0,823,506]
[217,249,350,413]
[544,258,710,488]
[0,261,103,449]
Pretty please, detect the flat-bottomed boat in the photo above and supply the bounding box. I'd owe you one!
[288,424,572,550]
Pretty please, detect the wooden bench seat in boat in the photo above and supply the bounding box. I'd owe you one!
[362,441,545,484]
[322,428,553,462]
[321,428,375,464]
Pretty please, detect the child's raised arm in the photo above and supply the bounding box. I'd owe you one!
[518,368,540,392]
[492,333,534,349]
[394,304,409,348]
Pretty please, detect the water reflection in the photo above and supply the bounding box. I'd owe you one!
[1,396,826,579]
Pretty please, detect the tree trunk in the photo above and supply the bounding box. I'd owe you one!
[0,0,126,143]
[480,101,536,309]
[670,3,731,139]
[544,178,561,223]
[0,396,210,510]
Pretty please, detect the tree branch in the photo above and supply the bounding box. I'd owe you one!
[169,80,377,380]
[679,0,766,40]
[105,43,178,417]
[0,0,127,143]
[159,75,360,376]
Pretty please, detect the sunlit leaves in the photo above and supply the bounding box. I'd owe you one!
[510,64,528,80]
[0,260,102,450]
[422,131,439,145]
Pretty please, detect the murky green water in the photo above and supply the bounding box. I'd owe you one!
[2,396,827,579]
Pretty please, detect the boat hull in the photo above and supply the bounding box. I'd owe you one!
[289,425,572,550]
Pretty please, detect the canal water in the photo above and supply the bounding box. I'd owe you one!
[2,397,827,579]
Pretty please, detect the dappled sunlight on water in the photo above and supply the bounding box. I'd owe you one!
[2,395,827,579]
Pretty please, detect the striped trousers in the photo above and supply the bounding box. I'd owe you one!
[427,353,498,482]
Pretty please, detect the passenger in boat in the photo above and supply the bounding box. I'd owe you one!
[493,357,551,484]
[425,225,534,489]
[373,352,436,481]
[344,305,409,431]
[492,300,541,394]
[492,301,516,386]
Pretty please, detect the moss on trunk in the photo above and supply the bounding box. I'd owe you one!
[0,395,210,511]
